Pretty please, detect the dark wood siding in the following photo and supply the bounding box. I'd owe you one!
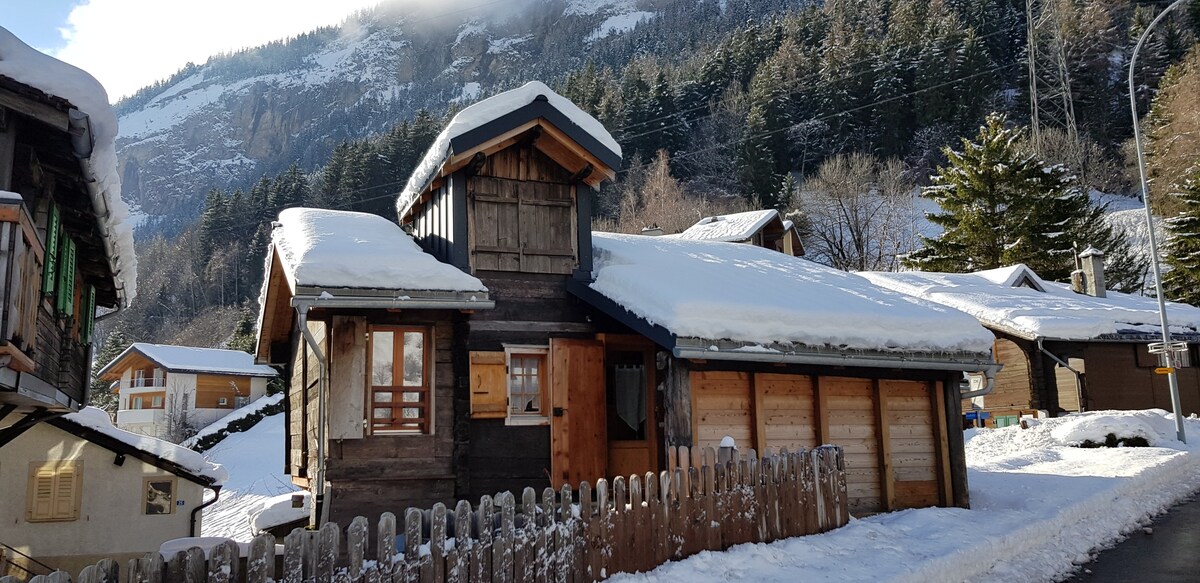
[1078,342,1200,415]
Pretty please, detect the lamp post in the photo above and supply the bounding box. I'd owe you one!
[1128,0,1188,443]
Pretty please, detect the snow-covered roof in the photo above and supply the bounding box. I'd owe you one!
[0,27,137,304]
[101,343,279,378]
[584,233,994,355]
[672,209,780,243]
[396,81,621,218]
[271,207,487,293]
[859,265,1200,342]
[57,407,227,486]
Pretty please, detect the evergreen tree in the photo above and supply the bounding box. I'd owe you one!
[226,309,258,354]
[1164,167,1200,304]
[198,189,231,259]
[88,326,135,414]
[906,113,1134,283]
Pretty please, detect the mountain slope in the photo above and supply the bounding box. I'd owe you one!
[115,0,792,235]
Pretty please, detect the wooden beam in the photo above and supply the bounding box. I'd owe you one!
[0,111,14,192]
[0,89,69,132]
[752,373,766,453]
[931,380,954,507]
[568,163,594,184]
[814,375,829,445]
[465,151,486,177]
[873,379,895,511]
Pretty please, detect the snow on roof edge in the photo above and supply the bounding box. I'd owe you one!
[59,407,227,485]
[396,81,621,219]
[0,27,137,304]
[99,343,278,379]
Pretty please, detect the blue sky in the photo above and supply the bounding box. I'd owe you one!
[2,0,79,51]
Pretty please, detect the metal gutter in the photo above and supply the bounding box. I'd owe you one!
[1037,338,1085,412]
[190,485,221,537]
[295,305,328,529]
[671,346,1000,373]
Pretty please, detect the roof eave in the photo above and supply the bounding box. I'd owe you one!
[46,416,217,487]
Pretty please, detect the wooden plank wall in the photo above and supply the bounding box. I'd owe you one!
[1080,343,1200,416]
[194,374,251,408]
[689,369,948,516]
[324,315,457,527]
[469,146,577,275]
[971,338,1034,416]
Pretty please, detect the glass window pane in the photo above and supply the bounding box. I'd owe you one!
[372,331,394,386]
[374,391,392,403]
[403,332,424,386]
[373,407,391,419]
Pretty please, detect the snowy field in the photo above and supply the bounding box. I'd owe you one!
[610,410,1200,583]
[199,409,300,540]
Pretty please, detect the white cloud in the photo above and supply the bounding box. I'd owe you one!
[52,0,381,102]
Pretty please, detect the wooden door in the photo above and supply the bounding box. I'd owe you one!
[550,338,606,489]
[606,348,657,479]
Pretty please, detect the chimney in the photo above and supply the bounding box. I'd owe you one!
[1079,247,1106,298]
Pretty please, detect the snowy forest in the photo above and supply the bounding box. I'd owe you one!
[97,0,1200,395]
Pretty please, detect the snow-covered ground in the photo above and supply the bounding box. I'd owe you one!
[610,410,1200,583]
[199,410,300,540]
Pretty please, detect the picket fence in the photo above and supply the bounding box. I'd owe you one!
[4,445,848,583]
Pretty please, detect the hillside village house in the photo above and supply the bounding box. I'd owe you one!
[668,208,804,256]
[0,407,224,578]
[861,259,1200,425]
[0,29,136,445]
[257,82,1001,527]
[97,343,277,439]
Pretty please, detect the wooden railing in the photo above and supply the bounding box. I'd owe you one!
[0,199,43,373]
[3,446,847,583]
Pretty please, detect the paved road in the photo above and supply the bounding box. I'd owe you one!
[1068,495,1200,582]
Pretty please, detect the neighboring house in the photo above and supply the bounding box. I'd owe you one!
[669,209,804,256]
[0,407,225,577]
[97,343,277,439]
[0,28,136,441]
[861,258,1200,425]
[257,82,999,527]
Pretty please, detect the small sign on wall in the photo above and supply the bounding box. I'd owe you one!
[176,500,186,506]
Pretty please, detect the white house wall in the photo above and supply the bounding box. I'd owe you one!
[0,413,206,575]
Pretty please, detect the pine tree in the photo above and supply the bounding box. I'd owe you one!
[88,326,135,414]
[1164,168,1200,304]
[227,309,258,354]
[906,113,1135,283]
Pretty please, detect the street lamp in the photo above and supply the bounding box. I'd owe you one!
[1128,0,1189,443]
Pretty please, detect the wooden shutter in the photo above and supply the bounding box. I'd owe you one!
[27,461,80,522]
[470,351,507,419]
[55,236,76,315]
[40,204,60,297]
[516,183,575,274]
[80,285,96,343]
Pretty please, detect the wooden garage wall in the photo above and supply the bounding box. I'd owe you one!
[690,370,948,516]
[971,338,1033,416]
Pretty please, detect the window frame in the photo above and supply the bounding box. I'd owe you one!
[143,476,177,515]
[367,325,433,435]
[26,460,81,523]
[504,345,550,426]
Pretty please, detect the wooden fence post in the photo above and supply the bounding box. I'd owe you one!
[283,529,306,583]
[348,516,369,581]
[378,512,398,579]
[473,495,494,583]
[247,533,275,583]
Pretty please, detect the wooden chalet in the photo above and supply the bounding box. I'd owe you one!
[259,82,1000,526]
[0,30,136,446]
[670,209,804,256]
[862,260,1200,426]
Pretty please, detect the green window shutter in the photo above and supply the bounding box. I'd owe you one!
[81,285,95,343]
[41,205,60,297]
[55,237,76,316]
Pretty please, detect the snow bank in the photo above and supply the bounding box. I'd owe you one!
[397,81,620,217]
[201,411,300,541]
[611,410,1200,583]
[64,407,227,485]
[860,265,1200,341]
[272,207,486,293]
[589,232,994,353]
[0,27,137,302]
[107,343,277,378]
[671,210,779,242]
[183,393,284,448]
[249,491,311,533]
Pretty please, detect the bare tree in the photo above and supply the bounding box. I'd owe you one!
[597,150,749,235]
[163,380,198,444]
[791,153,915,271]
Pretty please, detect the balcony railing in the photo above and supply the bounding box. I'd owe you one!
[127,377,166,389]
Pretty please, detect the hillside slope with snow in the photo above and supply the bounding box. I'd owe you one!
[114,0,791,234]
